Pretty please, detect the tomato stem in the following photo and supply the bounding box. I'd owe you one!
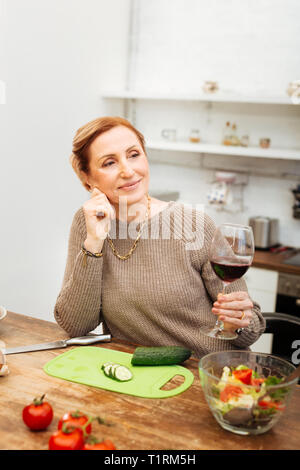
[81,416,94,438]
[61,422,78,434]
[95,416,113,426]
[71,410,84,418]
[85,434,103,445]
[33,394,45,406]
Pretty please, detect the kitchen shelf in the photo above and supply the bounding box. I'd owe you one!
[146,140,300,161]
[101,90,297,106]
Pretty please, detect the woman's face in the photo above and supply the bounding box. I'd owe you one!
[84,125,149,207]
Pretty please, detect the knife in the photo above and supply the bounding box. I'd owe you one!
[1,334,111,355]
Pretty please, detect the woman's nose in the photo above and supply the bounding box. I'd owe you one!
[119,162,134,177]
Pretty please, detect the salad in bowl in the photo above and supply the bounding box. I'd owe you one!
[199,351,298,435]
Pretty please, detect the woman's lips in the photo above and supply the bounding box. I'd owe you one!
[118,179,141,191]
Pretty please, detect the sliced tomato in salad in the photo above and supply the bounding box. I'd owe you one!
[232,368,253,385]
[258,399,285,411]
[251,377,265,388]
[220,385,244,402]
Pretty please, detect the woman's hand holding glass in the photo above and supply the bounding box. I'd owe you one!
[201,223,255,340]
[83,187,115,253]
[212,291,254,331]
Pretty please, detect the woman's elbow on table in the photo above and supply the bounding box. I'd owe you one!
[53,307,95,338]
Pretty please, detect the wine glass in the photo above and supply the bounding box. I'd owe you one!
[201,223,255,340]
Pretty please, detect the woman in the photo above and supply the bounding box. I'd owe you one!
[54,116,265,357]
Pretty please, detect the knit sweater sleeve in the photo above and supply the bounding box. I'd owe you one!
[54,207,104,337]
[186,208,266,348]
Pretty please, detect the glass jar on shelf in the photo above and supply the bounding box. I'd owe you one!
[189,129,200,143]
[240,135,249,147]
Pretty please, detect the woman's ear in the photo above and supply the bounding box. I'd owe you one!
[70,154,92,192]
[79,171,92,191]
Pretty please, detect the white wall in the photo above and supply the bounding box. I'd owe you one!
[0,0,130,321]
[132,0,300,96]
[104,0,300,246]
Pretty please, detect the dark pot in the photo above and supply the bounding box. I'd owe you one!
[292,186,300,201]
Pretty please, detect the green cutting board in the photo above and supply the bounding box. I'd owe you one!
[43,346,194,399]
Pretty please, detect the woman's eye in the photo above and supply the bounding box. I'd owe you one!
[102,153,139,168]
[103,161,114,167]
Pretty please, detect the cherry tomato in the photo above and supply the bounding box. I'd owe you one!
[49,424,84,450]
[102,439,116,450]
[83,437,116,450]
[22,394,53,431]
[58,410,92,435]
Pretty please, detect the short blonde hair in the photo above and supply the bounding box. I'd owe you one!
[70,116,146,190]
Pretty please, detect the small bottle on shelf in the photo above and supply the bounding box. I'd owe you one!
[222,121,232,145]
[230,123,240,146]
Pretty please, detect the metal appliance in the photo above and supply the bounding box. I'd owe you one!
[276,272,300,317]
[248,216,279,249]
[283,252,300,267]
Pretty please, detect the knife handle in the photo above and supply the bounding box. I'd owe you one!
[66,334,111,346]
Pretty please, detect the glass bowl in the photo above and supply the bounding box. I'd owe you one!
[199,351,298,435]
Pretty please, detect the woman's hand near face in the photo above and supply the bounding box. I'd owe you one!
[82,188,115,253]
[212,291,254,332]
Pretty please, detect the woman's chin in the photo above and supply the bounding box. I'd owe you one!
[117,186,147,203]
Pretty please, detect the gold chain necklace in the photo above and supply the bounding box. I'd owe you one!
[106,194,151,260]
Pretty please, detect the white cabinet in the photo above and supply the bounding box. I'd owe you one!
[245,266,279,354]
[249,290,277,313]
[244,266,278,313]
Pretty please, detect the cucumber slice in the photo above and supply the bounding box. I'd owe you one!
[103,364,113,377]
[110,364,119,378]
[114,365,133,382]
[102,362,133,382]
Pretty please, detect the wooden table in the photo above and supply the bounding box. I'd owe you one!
[1,311,300,450]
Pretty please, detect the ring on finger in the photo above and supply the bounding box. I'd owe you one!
[240,311,246,320]
[96,210,105,217]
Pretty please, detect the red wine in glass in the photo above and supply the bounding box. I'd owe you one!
[201,223,254,340]
[210,257,251,283]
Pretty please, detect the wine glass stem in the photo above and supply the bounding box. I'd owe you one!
[215,282,228,331]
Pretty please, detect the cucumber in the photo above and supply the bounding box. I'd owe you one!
[102,362,133,382]
[131,346,192,366]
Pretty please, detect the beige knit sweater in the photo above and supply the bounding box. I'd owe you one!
[54,201,265,358]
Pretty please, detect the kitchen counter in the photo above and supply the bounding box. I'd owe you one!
[253,249,300,276]
[1,311,300,450]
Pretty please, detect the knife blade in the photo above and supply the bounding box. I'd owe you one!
[1,334,111,355]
